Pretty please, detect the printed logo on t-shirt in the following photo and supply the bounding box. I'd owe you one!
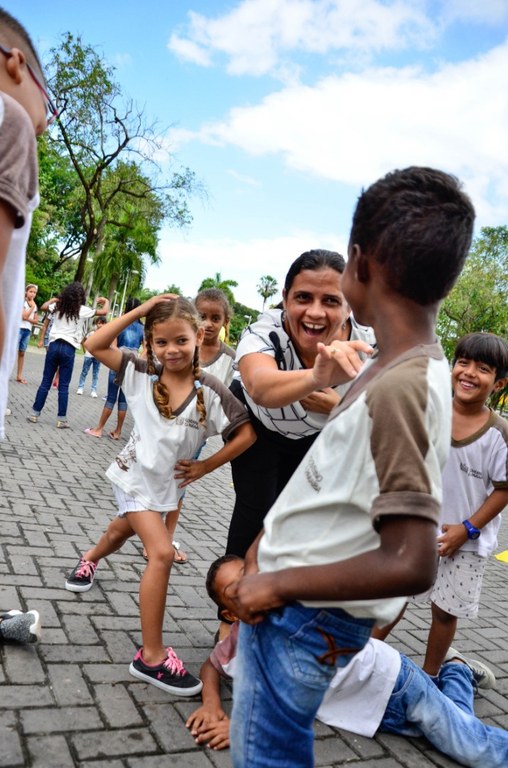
[459,461,483,480]
[305,455,323,492]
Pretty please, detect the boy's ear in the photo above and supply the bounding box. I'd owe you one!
[3,47,26,85]
[196,326,205,346]
[220,607,238,624]
[350,244,370,284]
[493,377,508,394]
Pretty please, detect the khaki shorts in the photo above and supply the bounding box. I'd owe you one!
[413,550,486,618]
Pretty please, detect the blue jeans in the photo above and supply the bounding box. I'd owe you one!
[105,369,127,412]
[381,656,508,767]
[78,356,100,392]
[230,603,374,768]
[32,340,76,419]
[18,327,31,352]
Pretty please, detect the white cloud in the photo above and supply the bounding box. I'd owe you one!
[178,41,508,225]
[145,231,343,309]
[168,0,437,77]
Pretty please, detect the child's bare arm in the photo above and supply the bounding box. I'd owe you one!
[438,488,508,557]
[174,422,256,487]
[231,515,437,624]
[186,658,227,731]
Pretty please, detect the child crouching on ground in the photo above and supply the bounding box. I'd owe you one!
[188,555,504,767]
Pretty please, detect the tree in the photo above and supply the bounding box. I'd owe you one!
[229,300,259,344]
[42,33,198,284]
[257,275,278,310]
[437,226,508,360]
[198,273,238,306]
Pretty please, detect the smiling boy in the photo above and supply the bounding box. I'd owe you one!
[420,332,508,678]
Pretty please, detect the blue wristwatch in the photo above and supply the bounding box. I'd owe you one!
[462,520,481,540]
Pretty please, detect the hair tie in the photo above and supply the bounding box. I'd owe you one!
[150,374,159,382]
[194,380,202,390]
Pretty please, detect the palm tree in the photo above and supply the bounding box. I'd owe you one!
[198,272,238,306]
[257,275,278,310]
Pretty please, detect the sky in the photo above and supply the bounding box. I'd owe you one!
[12,0,508,310]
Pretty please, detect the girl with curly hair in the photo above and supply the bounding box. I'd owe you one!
[27,282,109,428]
[63,294,255,696]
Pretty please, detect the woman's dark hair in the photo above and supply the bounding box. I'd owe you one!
[56,282,86,323]
[453,333,508,381]
[284,249,346,292]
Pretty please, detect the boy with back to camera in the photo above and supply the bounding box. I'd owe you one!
[0,7,55,437]
[187,554,506,768]
[420,332,508,678]
[229,166,476,768]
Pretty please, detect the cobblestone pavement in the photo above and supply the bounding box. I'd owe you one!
[1,347,507,767]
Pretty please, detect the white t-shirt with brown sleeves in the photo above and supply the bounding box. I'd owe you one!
[441,409,508,558]
[257,342,451,626]
[0,93,39,439]
[105,352,250,512]
[201,341,235,386]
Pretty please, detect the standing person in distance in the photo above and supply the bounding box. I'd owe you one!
[16,282,38,383]
[84,297,144,440]
[64,295,256,696]
[27,282,109,428]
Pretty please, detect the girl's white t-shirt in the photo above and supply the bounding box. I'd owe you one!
[106,353,250,512]
[20,300,38,330]
[48,304,95,349]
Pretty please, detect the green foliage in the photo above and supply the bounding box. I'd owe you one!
[28,32,198,293]
[198,273,238,306]
[437,226,508,360]
[229,301,259,344]
[257,274,279,310]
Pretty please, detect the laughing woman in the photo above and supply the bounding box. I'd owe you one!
[226,249,375,560]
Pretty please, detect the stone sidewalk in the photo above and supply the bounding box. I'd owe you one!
[1,347,507,767]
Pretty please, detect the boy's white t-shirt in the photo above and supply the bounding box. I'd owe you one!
[48,304,95,349]
[0,93,39,440]
[441,410,508,558]
[257,343,451,626]
[106,352,250,512]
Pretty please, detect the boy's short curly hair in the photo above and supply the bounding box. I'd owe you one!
[205,554,243,609]
[453,333,508,381]
[350,166,475,306]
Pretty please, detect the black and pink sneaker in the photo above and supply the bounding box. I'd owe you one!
[65,557,98,592]
[129,646,202,696]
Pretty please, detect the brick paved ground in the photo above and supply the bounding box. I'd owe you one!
[1,346,507,767]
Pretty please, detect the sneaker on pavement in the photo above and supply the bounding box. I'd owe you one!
[56,420,70,429]
[129,646,203,696]
[65,557,98,592]
[444,646,496,689]
[91,391,98,398]
[0,610,41,643]
[76,388,84,395]
[27,414,38,423]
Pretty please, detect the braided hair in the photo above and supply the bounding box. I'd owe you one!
[144,297,206,425]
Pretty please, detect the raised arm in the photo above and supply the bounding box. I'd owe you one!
[85,294,172,372]
[240,339,373,409]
